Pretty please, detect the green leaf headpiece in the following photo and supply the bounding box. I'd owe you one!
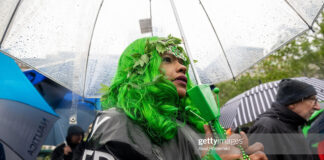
[128,35,189,78]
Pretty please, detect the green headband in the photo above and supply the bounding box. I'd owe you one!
[166,46,187,62]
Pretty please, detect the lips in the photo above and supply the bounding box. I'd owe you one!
[173,75,187,86]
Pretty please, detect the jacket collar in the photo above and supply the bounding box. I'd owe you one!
[272,102,307,127]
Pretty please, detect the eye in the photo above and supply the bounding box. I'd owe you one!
[162,57,172,63]
[178,59,184,65]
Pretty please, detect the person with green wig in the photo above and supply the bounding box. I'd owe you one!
[82,35,267,160]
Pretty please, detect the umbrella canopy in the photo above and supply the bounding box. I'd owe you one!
[0,52,58,160]
[219,77,324,129]
[23,70,99,145]
[0,0,323,98]
[43,94,97,146]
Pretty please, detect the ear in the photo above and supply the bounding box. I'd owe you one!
[287,104,295,110]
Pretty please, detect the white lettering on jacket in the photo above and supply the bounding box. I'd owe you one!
[82,149,115,160]
[89,116,110,138]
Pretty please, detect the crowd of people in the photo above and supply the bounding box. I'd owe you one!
[41,36,321,160]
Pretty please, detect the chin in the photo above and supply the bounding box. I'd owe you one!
[177,88,187,98]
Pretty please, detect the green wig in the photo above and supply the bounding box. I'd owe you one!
[101,35,205,144]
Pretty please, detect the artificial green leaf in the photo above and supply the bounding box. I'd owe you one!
[149,39,158,44]
[133,61,141,68]
[127,82,140,89]
[152,75,165,83]
[137,69,145,75]
[173,38,181,44]
[139,59,145,67]
[98,83,110,94]
[158,40,167,46]
[178,47,184,52]
[132,53,142,59]
[156,43,164,53]
[141,54,150,63]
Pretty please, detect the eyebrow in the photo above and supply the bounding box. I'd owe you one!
[162,52,188,65]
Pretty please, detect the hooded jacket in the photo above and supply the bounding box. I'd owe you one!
[51,125,86,160]
[248,102,313,160]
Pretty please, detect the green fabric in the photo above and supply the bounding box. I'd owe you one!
[303,108,324,137]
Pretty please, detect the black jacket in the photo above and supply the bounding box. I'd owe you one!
[51,142,85,160]
[0,143,5,160]
[82,108,203,160]
[248,102,313,160]
[51,126,86,160]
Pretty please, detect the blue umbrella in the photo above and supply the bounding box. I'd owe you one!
[23,70,46,85]
[43,92,97,146]
[23,69,99,146]
[0,53,58,160]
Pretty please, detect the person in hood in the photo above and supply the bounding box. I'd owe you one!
[51,125,85,160]
[248,79,321,160]
[82,36,267,160]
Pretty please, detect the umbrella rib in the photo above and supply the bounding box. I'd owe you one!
[284,0,314,32]
[244,97,252,123]
[82,0,105,97]
[0,140,24,160]
[235,106,242,128]
[249,94,257,121]
[198,0,236,81]
[57,121,67,145]
[0,0,22,47]
[149,0,153,37]
[233,119,237,128]
[169,0,202,84]
[240,99,248,125]
[259,91,267,112]
[268,88,275,104]
[255,92,262,115]
[264,89,272,110]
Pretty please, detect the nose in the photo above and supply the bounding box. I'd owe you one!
[314,102,321,110]
[176,61,187,74]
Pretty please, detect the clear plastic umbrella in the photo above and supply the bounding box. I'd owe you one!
[0,0,323,98]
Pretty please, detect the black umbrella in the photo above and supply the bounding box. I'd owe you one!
[219,77,324,129]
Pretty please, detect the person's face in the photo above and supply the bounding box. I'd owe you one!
[289,96,321,120]
[160,52,187,98]
[71,134,82,144]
